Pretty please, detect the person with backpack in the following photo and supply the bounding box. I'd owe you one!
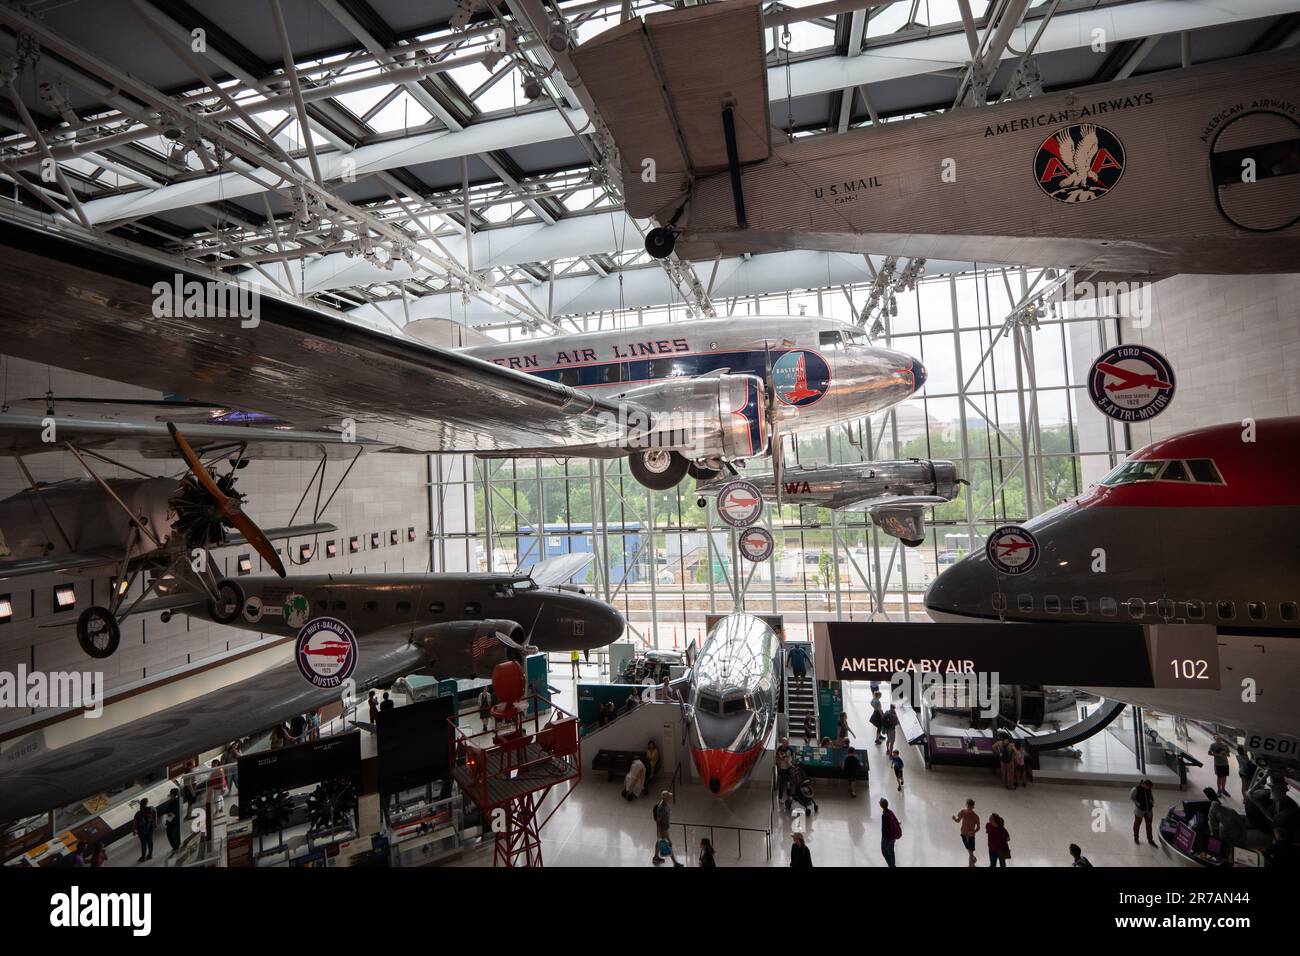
[883,705,899,753]
[1069,843,1094,867]
[879,797,902,867]
[993,736,1016,789]
[786,644,810,687]
[1131,778,1157,845]
[1208,735,1232,797]
[985,813,1011,867]
[651,791,682,866]
[622,758,647,801]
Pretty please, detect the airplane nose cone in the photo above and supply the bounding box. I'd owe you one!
[923,553,993,620]
[910,359,927,393]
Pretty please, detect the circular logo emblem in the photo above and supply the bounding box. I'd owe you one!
[283,592,310,629]
[242,595,264,624]
[717,479,764,527]
[738,526,774,562]
[295,617,358,688]
[1087,345,1176,422]
[1035,124,1125,203]
[771,349,831,407]
[1209,110,1300,232]
[986,526,1040,575]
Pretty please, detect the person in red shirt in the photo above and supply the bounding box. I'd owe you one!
[985,813,1011,867]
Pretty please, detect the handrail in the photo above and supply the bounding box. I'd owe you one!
[672,817,772,862]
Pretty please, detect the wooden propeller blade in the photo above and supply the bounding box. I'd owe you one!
[167,422,286,578]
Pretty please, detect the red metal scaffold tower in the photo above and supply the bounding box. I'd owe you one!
[448,661,581,867]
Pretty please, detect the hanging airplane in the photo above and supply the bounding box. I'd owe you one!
[568,0,1300,275]
[686,613,782,797]
[924,417,1300,749]
[0,553,623,824]
[696,458,965,546]
[461,314,925,489]
[0,219,925,496]
[0,415,387,658]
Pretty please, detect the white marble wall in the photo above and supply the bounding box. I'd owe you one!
[1068,272,1300,485]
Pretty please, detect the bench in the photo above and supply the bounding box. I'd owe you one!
[591,749,645,782]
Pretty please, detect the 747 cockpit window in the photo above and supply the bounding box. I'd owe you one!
[1102,458,1225,486]
[1101,460,1165,485]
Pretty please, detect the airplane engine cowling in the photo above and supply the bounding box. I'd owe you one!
[416,620,534,680]
[613,373,768,462]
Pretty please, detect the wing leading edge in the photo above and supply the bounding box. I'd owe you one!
[0,219,642,455]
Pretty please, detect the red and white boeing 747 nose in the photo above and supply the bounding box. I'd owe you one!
[925,418,1300,741]
[686,614,782,796]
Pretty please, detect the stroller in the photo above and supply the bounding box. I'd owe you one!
[785,762,819,815]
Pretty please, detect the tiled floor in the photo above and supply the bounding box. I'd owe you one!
[453,671,1237,868]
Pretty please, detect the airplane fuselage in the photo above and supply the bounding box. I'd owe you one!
[686,613,782,796]
[463,315,924,438]
[706,458,961,512]
[925,419,1300,742]
[184,572,625,654]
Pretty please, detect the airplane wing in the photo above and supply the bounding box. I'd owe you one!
[852,494,952,514]
[0,413,399,460]
[0,219,642,455]
[0,629,425,824]
[526,552,596,588]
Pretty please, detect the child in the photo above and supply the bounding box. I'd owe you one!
[891,749,905,791]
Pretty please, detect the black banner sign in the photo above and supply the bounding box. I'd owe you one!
[818,622,1220,690]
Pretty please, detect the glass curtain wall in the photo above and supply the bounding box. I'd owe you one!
[429,267,1127,650]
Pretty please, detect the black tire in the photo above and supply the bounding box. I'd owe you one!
[77,606,121,659]
[627,450,688,490]
[901,537,925,548]
[208,578,245,624]
[645,227,676,259]
[687,461,722,481]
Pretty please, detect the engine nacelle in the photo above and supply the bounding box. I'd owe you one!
[613,372,768,462]
[416,620,535,680]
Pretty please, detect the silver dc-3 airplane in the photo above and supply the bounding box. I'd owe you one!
[0,221,924,496]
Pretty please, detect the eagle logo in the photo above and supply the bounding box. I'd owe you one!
[1034,124,1125,203]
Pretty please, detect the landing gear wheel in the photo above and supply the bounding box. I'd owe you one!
[687,461,723,481]
[77,606,120,659]
[628,449,688,490]
[208,578,245,624]
[645,227,676,259]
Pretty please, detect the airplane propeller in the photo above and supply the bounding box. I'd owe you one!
[764,341,783,509]
[167,422,287,578]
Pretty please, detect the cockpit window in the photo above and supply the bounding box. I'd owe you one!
[513,577,537,591]
[1160,460,1189,482]
[1188,459,1224,484]
[1101,460,1165,485]
[818,331,843,351]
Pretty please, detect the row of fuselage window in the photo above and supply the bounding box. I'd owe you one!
[992,592,1299,624]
